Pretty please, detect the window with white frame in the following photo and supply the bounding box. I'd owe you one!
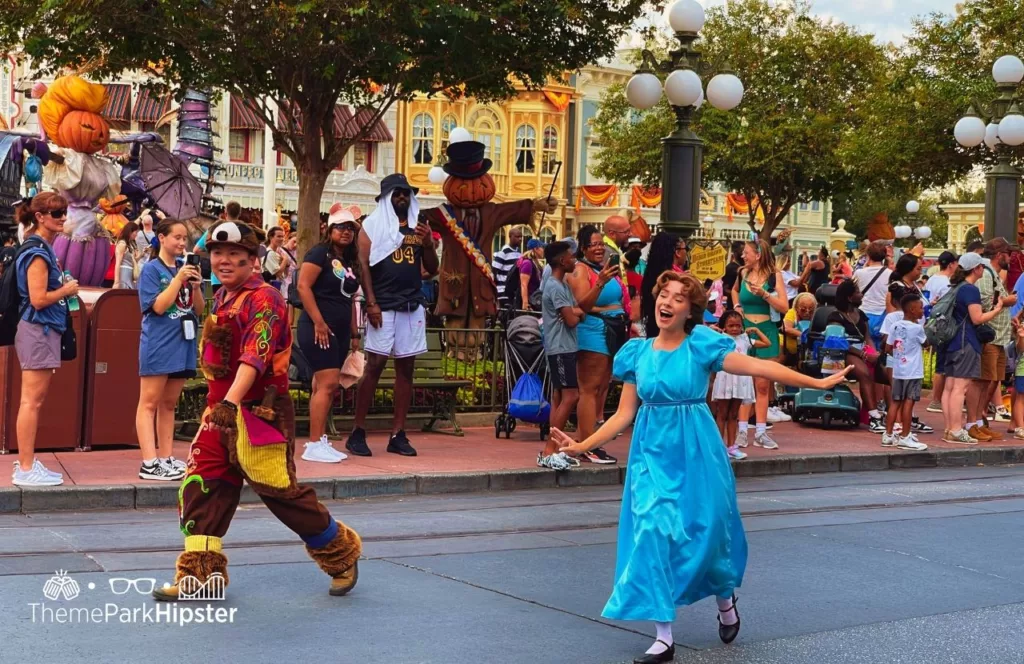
[542,125,559,175]
[469,107,503,172]
[412,112,434,165]
[515,125,537,174]
[440,114,458,154]
[229,130,250,162]
[353,142,375,172]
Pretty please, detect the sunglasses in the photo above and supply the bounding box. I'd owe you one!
[45,209,67,218]
[331,223,358,233]
[392,188,411,198]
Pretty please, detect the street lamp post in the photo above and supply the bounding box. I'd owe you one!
[954,55,1024,246]
[625,0,743,239]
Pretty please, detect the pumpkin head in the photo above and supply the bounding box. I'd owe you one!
[99,195,130,236]
[443,173,497,208]
[56,110,111,154]
[866,212,894,242]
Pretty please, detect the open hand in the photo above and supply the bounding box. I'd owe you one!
[550,428,583,456]
[815,365,854,390]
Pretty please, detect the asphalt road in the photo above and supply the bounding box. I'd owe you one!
[2,466,1023,664]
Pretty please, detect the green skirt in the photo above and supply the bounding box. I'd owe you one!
[744,318,781,360]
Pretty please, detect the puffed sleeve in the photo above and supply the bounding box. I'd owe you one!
[692,325,736,374]
[612,338,644,384]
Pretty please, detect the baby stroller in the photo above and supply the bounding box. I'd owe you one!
[779,284,861,428]
[495,314,550,440]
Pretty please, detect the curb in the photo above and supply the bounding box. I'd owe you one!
[4,447,1023,514]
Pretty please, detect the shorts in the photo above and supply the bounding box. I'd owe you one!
[934,345,948,375]
[945,345,981,379]
[297,314,352,373]
[743,318,780,359]
[548,353,578,390]
[365,306,427,359]
[892,378,922,402]
[1015,376,1024,394]
[168,369,197,380]
[15,319,61,371]
[980,344,1007,382]
[865,312,886,351]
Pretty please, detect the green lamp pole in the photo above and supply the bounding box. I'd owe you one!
[954,55,1024,247]
[624,0,743,240]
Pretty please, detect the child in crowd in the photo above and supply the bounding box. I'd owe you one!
[880,297,934,436]
[882,293,929,451]
[712,310,770,460]
[1012,316,1024,440]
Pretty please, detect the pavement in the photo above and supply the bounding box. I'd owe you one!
[2,408,1023,513]
[0,466,1022,663]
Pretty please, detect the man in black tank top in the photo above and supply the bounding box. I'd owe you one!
[349,174,439,458]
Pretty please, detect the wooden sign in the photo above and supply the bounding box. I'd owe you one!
[688,241,728,282]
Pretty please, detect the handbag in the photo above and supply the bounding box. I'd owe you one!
[977,323,996,345]
[595,312,628,357]
[339,351,365,388]
[60,312,77,361]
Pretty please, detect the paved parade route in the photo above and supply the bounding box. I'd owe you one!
[1,466,1022,663]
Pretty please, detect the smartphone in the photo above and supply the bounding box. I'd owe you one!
[607,252,621,268]
[185,253,202,268]
[63,271,80,312]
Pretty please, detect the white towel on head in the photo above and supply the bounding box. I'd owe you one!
[363,193,419,267]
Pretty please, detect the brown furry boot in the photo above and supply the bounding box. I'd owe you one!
[152,550,229,602]
[306,524,362,596]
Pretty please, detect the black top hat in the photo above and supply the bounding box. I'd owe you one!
[443,141,493,179]
[376,173,420,201]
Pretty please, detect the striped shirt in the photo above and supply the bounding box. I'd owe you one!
[493,245,521,300]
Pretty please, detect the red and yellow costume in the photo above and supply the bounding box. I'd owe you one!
[160,274,361,599]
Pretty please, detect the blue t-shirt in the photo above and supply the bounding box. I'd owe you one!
[195,231,219,285]
[138,258,198,376]
[947,282,981,354]
[16,236,67,332]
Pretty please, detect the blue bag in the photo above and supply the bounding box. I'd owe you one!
[508,372,550,424]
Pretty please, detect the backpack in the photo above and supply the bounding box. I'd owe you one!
[502,260,524,310]
[508,372,550,424]
[924,283,964,347]
[0,236,47,346]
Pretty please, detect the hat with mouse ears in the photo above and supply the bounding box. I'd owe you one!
[205,220,262,255]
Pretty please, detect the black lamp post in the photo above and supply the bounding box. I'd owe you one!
[625,0,743,239]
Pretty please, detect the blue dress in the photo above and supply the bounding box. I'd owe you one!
[578,274,625,356]
[602,328,748,623]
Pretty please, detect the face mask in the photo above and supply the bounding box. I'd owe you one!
[290,215,298,223]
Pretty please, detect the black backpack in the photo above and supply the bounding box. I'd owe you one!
[502,260,523,310]
[0,236,46,346]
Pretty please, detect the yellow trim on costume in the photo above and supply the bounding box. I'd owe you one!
[184,535,223,552]
[436,205,495,284]
[233,407,291,489]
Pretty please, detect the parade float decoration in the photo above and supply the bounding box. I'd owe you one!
[38,75,120,285]
[866,212,895,243]
[99,194,129,235]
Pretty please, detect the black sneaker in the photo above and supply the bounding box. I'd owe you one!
[911,417,934,434]
[387,430,418,457]
[583,447,617,464]
[139,461,184,481]
[868,416,886,434]
[345,427,372,457]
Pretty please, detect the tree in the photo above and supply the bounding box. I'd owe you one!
[1,0,644,255]
[592,0,889,239]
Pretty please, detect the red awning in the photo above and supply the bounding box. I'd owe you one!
[101,84,131,123]
[230,96,265,130]
[133,89,172,124]
[277,104,391,141]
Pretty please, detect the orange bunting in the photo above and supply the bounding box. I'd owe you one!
[543,90,571,113]
[630,185,661,213]
[725,193,765,223]
[575,185,619,212]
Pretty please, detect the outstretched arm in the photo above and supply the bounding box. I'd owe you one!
[723,353,852,390]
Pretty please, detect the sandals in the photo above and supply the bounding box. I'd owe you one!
[717,595,741,644]
[633,640,675,664]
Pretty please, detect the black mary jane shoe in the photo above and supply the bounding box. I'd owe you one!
[633,640,675,664]
[717,596,741,644]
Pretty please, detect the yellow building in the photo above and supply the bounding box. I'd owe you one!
[939,203,1024,253]
[394,78,575,245]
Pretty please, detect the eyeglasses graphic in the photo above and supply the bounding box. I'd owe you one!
[109,577,157,595]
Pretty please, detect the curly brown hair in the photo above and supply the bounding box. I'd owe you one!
[652,270,707,332]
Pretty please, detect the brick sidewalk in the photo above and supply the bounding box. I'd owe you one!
[2,408,1021,492]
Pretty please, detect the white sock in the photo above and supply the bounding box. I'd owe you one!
[755,423,766,437]
[869,409,881,419]
[738,422,748,434]
[717,595,738,625]
[646,622,673,654]
[143,458,157,466]
[975,420,984,428]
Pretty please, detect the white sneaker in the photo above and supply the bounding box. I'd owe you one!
[897,435,928,451]
[767,406,792,422]
[317,436,347,461]
[994,406,1012,422]
[727,447,748,460]
[302,440,344,463]
[12,463,63,487]
[881,433,898,447]
[753,432,779,450]
[166,456,187,471]
[735,430,748,448]
[31,459,63,479]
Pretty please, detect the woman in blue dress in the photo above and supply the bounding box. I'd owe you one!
[554,271,849,663]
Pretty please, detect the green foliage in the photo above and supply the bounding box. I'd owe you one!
[444,357,506,407]
[834,191,948,249]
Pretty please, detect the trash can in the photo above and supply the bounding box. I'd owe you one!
[0,294,90,453]
[82,288,142,449]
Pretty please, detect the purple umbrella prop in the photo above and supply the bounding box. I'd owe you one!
[138,142,202,220]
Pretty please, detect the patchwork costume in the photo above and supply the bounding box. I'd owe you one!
[155,221,361,601]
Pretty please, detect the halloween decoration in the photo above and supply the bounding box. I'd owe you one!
[99,194,130,235]
[866,212,895,243]
[56,110,110,154]
[38,75,110,154]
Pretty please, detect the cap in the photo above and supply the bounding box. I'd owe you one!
[205,220,262,255]
[958,253,984,271]
[627,237,643,244]
[328,203,359,228]
[527,238,544,250]
[376,173,419,202]
[937,250,958,268]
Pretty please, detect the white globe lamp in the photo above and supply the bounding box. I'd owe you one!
[985,122,1001,150]
[992,55,1024,85]
[448,127,472,144]
[666,0,706,33]
[954,115,986,147]
[427,165,447,185]
[664,69,703,107]
[914,226,932,240]
[894,225,912,239]
[997,112,1024,147]
[706,74,744,111]
[905,200,920,215]
[626,73,663,110]
[694,88,704,110]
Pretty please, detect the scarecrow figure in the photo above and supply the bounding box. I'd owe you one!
[421,140,556,352]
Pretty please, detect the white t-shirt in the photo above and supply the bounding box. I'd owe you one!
[890,319,926,380]
[923,274,951,304]
[781,270,801,301]
[880,311,904,341]
[853,265,892,315]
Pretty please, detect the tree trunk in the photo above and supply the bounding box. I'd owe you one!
[296,168,329,262]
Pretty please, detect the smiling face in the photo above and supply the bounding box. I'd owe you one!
[655,279,691,331]
[741,242,758,267]
[583,231,606,264]
[211,246,256,288]
[796,298,816,321]
[34,206,67,235]
[330,223,357,249]
[159,222,189,257]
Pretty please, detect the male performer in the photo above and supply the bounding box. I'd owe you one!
[154,220,361,601]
